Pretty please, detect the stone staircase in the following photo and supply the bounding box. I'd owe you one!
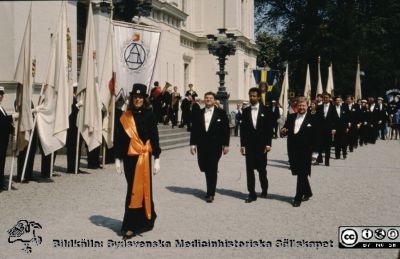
[158,124,190,150]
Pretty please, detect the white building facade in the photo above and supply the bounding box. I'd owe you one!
[0,0,258,111]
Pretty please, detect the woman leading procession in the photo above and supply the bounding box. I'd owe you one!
[114,83,161,240]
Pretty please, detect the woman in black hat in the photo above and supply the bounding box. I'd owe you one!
[114,83,161,240]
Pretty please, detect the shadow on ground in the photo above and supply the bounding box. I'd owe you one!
[165,186,205,200]
[89,215,122,236]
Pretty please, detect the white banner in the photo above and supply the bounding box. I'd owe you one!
[113,22,160,97]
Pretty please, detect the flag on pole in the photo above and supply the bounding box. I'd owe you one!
[304,64,311,103]
[14,6,33,152]
[100,21,116,149]
[36,2,72,155]
[113,21,160,95]
[76,3,102,152]
[279,64,289,123]
[354,59,362,100]
[326,62,334,95]
[316,56,323,96]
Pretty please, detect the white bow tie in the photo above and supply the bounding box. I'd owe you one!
[251,106,258,110]
[205,108,213,113]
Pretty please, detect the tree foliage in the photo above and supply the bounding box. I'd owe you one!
[255,0,400,97]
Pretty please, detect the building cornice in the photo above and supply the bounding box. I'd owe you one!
[152,0,188,21]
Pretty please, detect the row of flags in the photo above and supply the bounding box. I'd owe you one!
[11,2,160,178]
[260,56,363,110]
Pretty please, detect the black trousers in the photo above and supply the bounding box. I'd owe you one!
[204,171,217,196]
[171,106,179,126]
[378,123,386,139]
[66,135,82,173]
[0,140,9,187]
[334,131,347,158]
[245,148,268,197]
[318,132,332,164]
[38,142,57,178]
[87,145,100,169]
[359,124,369,145]
[246,167,268,197]
[17,132,37,181]
[294,173,312,202]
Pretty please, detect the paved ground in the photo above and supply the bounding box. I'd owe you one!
[0,137,399,258]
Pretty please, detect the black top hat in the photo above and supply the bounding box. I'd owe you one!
[130,83,148,97]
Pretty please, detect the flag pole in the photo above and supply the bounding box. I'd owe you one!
[102,139,106,167]
[8,116,20,191]
[74,91,84,174]
[50,152,54,178]
[21,71,44,182]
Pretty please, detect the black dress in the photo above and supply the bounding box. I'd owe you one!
[115,107,161,233]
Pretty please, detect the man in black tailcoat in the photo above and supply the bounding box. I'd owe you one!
[344,96,360,152]
[0,86,15,191]
[190,92,230,203]
[333,96,349,159]
[281,97,319,207]
[240,87,273,203]
[375,97,388,140]
[179,93,192,130]
[316,92,337,166]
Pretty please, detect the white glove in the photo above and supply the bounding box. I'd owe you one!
[32,106,45,114]
[190,145,196,155]
[12,113,19,119]
[76,100,84,108]
[115,159,123,175]
[153,158,160,175]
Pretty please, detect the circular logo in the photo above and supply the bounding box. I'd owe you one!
[362,229,373,240]
[124,43,146,70]
[387,229,399,240]
[374,229,386,240]
[341,229,358,246]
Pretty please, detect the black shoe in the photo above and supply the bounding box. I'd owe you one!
[260,192,268,199]
[245,196,257,203]
[206,196,214,203]
[343,154,347,159]
[325,162,330,166]
[312,161,320,165]
[122,231,135,240]
[292,200,301,207]
[302,195,312,201]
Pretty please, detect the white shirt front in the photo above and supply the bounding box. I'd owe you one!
[0,105,6,116]
[336,105,341,118]
[251,103,259,129]
[294,113,306,134]
[370,103,375,111]
[324,103,330,118]
[204,106,214,132]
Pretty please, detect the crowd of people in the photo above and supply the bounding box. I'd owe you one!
[1,82,400,240]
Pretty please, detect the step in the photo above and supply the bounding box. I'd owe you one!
[159,132,190,141]
[158,127,188,133]
[159,136,190,147]
[161,142,189,150]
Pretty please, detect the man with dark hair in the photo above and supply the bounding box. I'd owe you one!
[270,100,280,138]
[316,92,336,166]
[240,87,274,203]
[281,97,319,207]
[150,81,162,123]
[344,95,360,152]
[170,86,181,128]
[190,92,230,203]
[333,96,349,159]
[179,93,193,130]
[185,83,198,98]
[375,97,388,140]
